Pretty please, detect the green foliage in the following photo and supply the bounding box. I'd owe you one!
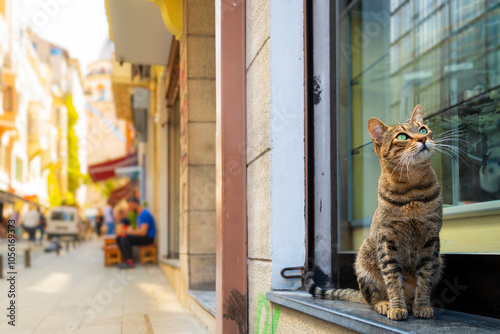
[47,165,62,206]
[128,211,137,229]
[82,173,91,185]
[63,191,76,206]
[66,95,82,195]
[102,179,115,198]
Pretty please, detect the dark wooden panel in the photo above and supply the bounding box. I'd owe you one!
[335,253,500,319]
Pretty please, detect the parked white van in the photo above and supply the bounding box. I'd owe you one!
[46,206,82,241]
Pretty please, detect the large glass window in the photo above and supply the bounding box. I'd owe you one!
[338,0,500,253]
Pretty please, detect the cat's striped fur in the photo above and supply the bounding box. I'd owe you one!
[305,105,443,321]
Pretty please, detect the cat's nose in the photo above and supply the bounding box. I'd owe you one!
[418,137,427,143]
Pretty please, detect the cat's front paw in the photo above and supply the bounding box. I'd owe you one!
[413,305,434,318]
[373,301,390,315]
[387,308,408,321]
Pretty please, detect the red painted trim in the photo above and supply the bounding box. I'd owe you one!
[215,0,247,333]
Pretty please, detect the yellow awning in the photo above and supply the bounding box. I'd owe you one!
[146,0,182,40]
[105,0,179,65]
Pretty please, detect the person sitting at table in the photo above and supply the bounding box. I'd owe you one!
[114,205,130,236]
[115,197,156,269]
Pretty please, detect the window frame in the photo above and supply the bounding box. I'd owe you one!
[165,38,181,260]
[307,0,500,320]
[167,96,180,259]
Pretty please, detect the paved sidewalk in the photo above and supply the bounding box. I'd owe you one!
[0,239,208,334]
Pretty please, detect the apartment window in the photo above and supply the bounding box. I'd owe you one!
[3,86,13,112]
[97,84,106,101]
[28,108,39,137]
[50,47,62,56]
[55,107,61,126]
[309,0,500,320]
[0,142,6,173]
[0,133,8,174]
[15,157,22,183]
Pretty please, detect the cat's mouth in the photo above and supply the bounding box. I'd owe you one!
[416,142,433,158]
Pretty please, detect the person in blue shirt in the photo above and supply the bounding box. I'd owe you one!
[116,197,156,269]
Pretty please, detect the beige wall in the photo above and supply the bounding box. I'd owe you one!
[246,0,272,333]
[85,99,127,166]
[178,0,216,290]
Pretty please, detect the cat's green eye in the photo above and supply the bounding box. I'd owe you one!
[396,133,408,140]
[419,128,428,135]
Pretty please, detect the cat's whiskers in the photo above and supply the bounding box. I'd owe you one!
[434,128,468,137]
[433,144,471,168]
[385,150,408,168]
[433,135,470,145]
[402,146,419,182]
[387,149,413,181]
[389,106,400,125]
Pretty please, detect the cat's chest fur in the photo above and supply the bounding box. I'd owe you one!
[372,174,442,269]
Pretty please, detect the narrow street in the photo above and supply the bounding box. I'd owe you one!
[0,239,208,334]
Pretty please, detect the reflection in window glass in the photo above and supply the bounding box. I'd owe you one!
[338,0,500,253]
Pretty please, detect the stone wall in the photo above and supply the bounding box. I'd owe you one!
[246,1,271,333]
[179,0,217,292]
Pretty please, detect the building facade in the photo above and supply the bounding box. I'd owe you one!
[0,0,87,218]
[106,0,500,333]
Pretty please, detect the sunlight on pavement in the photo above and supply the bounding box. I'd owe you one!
[27,272,71,294]
[136,281,160,294]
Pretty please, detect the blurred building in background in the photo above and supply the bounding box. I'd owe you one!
[84,39,137,209]
[85,40,131,166]
[0,0,87,219]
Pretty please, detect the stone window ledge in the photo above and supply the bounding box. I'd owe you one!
[267,290,500,334]
[160,257,180,268]
[189,289,216,317]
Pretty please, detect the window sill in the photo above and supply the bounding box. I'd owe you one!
[188,289,216,317]
[266,290,500,334]
[443,200,500,220]
[160,257,180,268]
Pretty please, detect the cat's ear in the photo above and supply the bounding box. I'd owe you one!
[410,104,423,123]
[368,117,388,144]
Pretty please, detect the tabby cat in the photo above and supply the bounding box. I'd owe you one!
[305,105,443,321]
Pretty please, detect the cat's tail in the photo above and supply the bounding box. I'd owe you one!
[304,270,365,303]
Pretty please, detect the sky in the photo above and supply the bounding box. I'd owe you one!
[22,0,110,74]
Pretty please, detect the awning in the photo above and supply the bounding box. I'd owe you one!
[106,0,174,65]
[0,191,15,204]
[88,153,138,182]
[0,190,44,208]
[108,180,139,204]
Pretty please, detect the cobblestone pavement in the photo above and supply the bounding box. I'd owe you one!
[0,238,208,334]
